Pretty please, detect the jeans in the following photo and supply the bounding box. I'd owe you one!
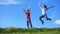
[39,14,52,25]
[27,19,32,28]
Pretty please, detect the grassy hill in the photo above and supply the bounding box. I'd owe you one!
[0,28,60,34]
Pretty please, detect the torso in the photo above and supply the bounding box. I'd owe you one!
[41,8,47,15]
[26,12,30,20]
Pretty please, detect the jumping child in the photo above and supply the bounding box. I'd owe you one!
[37,2,54,25]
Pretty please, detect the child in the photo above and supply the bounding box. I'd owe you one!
[37,3,54,25]
[22,6,32,28]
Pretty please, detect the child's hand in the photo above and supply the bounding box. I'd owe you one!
[28,6,30,9]
[52,6,55,7]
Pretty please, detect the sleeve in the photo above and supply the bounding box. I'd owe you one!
[37,2,42,9]
[47,6,54,10]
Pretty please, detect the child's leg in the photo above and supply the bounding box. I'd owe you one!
[39,15,44,25]
[45,14,52,21]
[27,21,29,28]
[29,19,32,28]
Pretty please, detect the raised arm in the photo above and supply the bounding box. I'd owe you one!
[47,6,55,10]
[28,6,30,10]
[22,7,26,13]
[28,6,30,11]
[37,2,42,9]
[27,6,31,12]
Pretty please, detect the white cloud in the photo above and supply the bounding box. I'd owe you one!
[55,20,60,24]
[0,0,21,5]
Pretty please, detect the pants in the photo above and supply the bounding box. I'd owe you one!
[39,14,52,24]
[27,19,32,28]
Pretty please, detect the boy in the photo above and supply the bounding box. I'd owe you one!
[22,6,32,28]
[37,3,54,25]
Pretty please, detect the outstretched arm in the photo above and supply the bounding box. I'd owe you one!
[22,7,26,13]
[28,6,30,10]
[27,6,31,13]
[47,6,55,10]
[28,6,30,12]
[37,2,42,9]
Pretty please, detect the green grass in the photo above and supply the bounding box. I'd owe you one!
[0,31,60,34]
[0,28,60,34]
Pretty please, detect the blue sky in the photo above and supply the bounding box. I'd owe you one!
[0,0,60,28]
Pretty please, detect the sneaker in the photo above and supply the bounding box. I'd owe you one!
[49,18,52,21]
[47,18,52,21]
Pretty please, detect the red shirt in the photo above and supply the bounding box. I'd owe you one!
[25,12,30,20]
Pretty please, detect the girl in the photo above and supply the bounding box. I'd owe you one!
[37,2,54,25]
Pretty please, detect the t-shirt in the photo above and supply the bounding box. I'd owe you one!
[41,8,47,15]
[25,12,30,20]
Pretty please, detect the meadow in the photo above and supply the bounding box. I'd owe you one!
[0,28,60,34]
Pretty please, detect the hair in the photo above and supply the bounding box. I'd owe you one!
[44,5,47,8]
[27,9,30,12]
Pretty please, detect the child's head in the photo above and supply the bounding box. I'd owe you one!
[27,9,30,12]
[43,5,47,8]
